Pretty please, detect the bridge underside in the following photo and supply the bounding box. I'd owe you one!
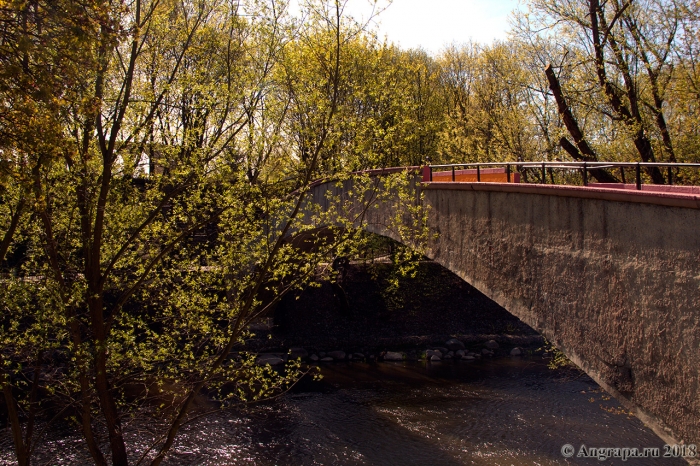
[309,176,700,448]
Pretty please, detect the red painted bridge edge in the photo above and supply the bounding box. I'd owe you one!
[308,166,700,209]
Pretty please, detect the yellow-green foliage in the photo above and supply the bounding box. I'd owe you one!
[539,338,576,370]
[2,1,699,464]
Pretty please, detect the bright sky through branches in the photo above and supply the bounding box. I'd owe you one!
[342,0,524,54]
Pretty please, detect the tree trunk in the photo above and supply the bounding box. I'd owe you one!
[588,0,665,184]
[545,65,598,161]
[545,65,618,183]
[0,198,25,264]
[2,371,29,466]
[89,294,129,466]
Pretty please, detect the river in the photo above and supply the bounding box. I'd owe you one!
[155,357,682,465]
[1,356,686,465]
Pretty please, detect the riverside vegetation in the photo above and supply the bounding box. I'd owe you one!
[1,0,699,465]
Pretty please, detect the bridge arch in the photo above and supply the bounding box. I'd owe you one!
[306,169,700,449]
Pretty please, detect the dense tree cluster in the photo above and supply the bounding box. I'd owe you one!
[434,0,700,171]
[0,0,697,464]
[277,0,700,170]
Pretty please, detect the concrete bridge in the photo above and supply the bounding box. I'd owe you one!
[306,165,700,450]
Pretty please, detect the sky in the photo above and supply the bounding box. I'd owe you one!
[342,0,525,54]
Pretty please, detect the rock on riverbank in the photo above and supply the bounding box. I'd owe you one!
[253,335,542,367]
[248,261,543,366]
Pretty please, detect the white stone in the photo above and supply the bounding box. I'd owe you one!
[445,338,465,351]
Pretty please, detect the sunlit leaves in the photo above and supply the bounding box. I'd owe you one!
[0,2,434,464]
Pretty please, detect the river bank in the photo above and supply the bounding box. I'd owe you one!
[249,260,547,366]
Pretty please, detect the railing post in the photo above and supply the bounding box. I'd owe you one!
[635,163,641,190]
[541,162,546,184]
[619,166,626,184]
[506,164,511,183]
[476,164,481,182]
[451,165,455,182]
[668,166,673,185]
[582,162,588,186]
[422,165,432,183]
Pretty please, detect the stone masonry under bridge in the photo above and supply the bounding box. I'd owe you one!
[304,167,700,452]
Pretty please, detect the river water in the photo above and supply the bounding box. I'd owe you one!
[155,357,682,466]
[0,356,685,465]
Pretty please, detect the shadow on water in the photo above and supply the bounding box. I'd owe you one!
[161,358,685,466]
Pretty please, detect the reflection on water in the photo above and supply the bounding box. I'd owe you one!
[0,358,685,465]
[162,358,681,466]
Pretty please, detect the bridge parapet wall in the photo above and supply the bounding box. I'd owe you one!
[305,170,423,244]
[422,183,699,448]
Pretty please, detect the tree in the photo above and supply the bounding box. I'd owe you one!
[0,1,424,465]
[0,2,104,464]
[544,63,620,182]
[437,41,539,164]
[514,0,698,182]
[280,27,444,173]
